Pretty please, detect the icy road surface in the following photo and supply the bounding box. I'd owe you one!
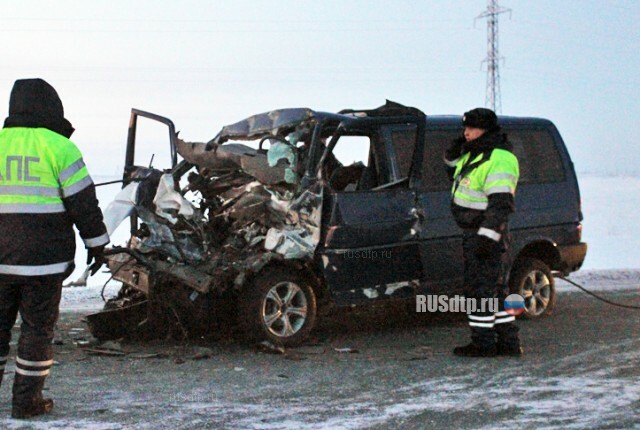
[0,174,636,428]
[0,270,638,429]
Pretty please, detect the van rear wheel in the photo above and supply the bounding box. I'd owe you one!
[509,258,556,318]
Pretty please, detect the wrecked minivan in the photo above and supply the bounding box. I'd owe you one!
[87,101,587,346]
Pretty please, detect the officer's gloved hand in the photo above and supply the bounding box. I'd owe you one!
[87,245,106,276]
[476,235,499,259]
[445,136,466,161]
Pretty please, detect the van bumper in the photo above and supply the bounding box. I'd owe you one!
[557,242,588,274]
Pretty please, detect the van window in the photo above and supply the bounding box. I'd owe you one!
[381,124,416,180]
[133,116,175,169]
[508,129,565,184]
[330,135,370,167]
[421,129,460,192]
[326,135,390,191]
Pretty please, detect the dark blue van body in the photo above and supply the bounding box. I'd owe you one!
[319,113,587,319]
[100,104,587,345]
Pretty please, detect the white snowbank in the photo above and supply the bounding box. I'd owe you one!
[578,174,640,270]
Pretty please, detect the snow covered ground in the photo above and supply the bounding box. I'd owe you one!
[5,173,639,430]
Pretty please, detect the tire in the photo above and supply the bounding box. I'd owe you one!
[239,267,318,346]
[509,258,556,319]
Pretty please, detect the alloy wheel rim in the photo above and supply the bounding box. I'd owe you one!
[262,281,308,338]
[520,269,551,316]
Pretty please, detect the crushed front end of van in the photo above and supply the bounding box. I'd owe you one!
[87,102,427,345]
[88,109,327,344]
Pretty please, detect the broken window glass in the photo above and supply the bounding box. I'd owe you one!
[325,135,379,192]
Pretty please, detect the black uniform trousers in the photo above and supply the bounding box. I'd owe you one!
[462,231,519,348]
[0,276,62,404]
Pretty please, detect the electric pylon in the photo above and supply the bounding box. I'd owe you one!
[477,0,510,113]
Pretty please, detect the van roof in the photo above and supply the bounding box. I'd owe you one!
[426,115,555,128]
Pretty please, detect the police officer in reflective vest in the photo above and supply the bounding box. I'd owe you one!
[444,108,522,357]
[0,78,109,418]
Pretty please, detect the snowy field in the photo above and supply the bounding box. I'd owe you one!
[578,174,639,270]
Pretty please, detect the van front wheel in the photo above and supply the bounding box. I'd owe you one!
[240,267,317,346]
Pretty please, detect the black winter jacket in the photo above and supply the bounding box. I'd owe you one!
[444,128,517,236]
[0,79,108,280]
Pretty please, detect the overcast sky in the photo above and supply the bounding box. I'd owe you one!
[1,0,638,176]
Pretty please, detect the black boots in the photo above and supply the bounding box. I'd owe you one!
[497,342,524,356]
[453,343,498,357]
[454,342,523,357]
[11,373,53,419]
[11,397,54,419]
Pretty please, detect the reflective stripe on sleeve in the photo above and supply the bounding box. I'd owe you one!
[0,203,66,213]
[478,227,501,242]
[83,232,110,248]
[0,261,73,276]
[445,157,459,167]
[58,159,86,183]
[61,175,93,198]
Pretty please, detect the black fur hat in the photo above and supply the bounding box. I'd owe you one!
[462,107,498,131]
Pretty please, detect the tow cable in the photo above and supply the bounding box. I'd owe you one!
[554,273,640,310]
[94,179,125,187]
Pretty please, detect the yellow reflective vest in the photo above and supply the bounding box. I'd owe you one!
[0,127,109,277]
[452,148,519,211]
[448,144,519,240]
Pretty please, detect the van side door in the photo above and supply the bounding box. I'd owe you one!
[415,127,465,292]
[320,122,422,305]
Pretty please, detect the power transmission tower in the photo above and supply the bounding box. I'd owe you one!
[477,0,511,113]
